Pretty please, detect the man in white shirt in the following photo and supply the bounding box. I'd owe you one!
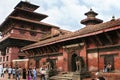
[0,64,3,77]
[8,66,12,79]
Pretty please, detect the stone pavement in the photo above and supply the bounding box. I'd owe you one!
[0,73,41,80]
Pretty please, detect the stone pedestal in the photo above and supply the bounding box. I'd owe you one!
[73,72,90,80]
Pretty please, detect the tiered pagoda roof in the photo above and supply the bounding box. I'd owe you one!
[81,9,103,26]
[0,1,59,30]
[0,1,59,41]
[0,1,60,50]
[14,1,39,11]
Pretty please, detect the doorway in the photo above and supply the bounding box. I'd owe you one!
[71,54,77,71]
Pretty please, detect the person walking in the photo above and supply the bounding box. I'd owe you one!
[12,67,16,79]
[40,66,45,80]
[32,67,37,80]
[28,68,33,80]
[0,64,3,77]
[2,66,7,77]
[16,67,22,80]
[95,72,105,80]
[8,66,12,79]
[22,68,26,79]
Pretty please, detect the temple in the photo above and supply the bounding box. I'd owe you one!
[0,1,69,67]
[0,1,120,80]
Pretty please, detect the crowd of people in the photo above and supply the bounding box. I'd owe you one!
[0,64,38,80]
[0,63,111,80]
[0,64,50,80]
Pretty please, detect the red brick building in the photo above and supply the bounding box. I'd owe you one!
[0,1,69,68]
[1,1,120,74]
[22,8,120,73]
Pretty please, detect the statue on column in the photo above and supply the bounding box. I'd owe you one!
[46,58,52,71]
[75,56,81,72]
[46,61,51,70]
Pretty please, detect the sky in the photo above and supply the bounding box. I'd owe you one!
[0,0,120,31]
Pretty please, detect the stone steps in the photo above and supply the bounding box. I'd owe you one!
[50,72,80,80]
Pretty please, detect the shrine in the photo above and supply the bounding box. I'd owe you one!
[0,1,120,80]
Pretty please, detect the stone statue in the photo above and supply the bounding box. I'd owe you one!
[46,61,51,70]
[76,56,81,72]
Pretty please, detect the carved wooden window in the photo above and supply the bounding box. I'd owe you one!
[19,25,26,34]
[36,59,39,68]
[103,54,117,70]
[6,47,9,53]
[19,30,26,34]
[3,57,5,61]
[20,25,25,28]
[6,56,9,61]
[1,49,6,56]
[31,26,36,30]
[30,31,37,36]
[30,26,37,36]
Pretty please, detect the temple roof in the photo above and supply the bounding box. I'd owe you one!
[81,17,103,25]
[9,16,59,28]
[14,1,39,11]
[81,9,103,26]
[0,33,37,42]
[85,8,98,16]
[22,18,120,50]
[0,1,58,31]
[10,8,48,21]
[0,16,59,31]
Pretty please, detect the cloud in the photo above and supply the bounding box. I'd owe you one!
[0,0,120,31]
[82,0,120,21]
[35,0,89,31]
[0,0,18,24]
[83,0,120,10]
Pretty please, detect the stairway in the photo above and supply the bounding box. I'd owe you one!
[49,72,81,80]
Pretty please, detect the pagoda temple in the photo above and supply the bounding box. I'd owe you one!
[0,1,69,67]
[22,8,120,73]
[1,1,120,80]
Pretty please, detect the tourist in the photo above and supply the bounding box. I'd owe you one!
[103,65,107,72]
[8,66,12,79]
[1,66,4,77]
[106,63,112,72]
[22,67,26,79]
[16,67,22,80]
[39,66,43,79]
[95,72,105,80]
[16,67,20,80]
[3,66,7,73]
[40,67,46,80]
[28,68,33,80]
[12,67,16,78]
[32,67,37,80]
[0,64,3,77]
